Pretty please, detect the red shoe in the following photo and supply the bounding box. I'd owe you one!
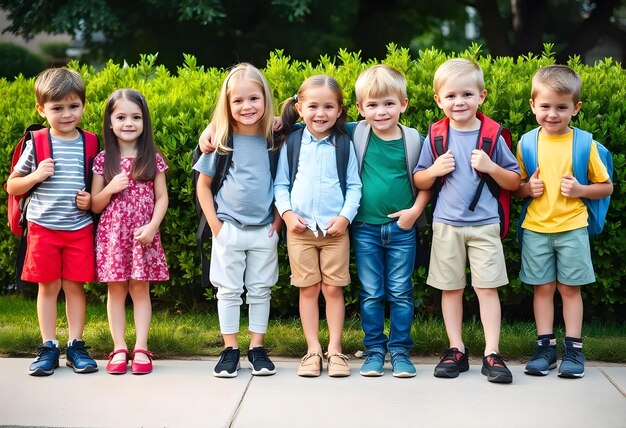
[131,349,153,375]
[106,349,129,375]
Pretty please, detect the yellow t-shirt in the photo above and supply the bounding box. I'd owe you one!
[517,129,610,233]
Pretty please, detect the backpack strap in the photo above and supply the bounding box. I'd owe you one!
[468,113,504,212]
[352,121,370,174]
[286,128,304,193]
[571,128,593,185]
[78,128,99,192]
[334,133,350,198]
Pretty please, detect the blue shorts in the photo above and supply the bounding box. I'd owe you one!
[520,228,595,286]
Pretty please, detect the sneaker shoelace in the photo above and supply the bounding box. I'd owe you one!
[301,352,321,363]
[34,346,55,360]
[251,348,271,362]
[70,343,92,360]
[531,346,554,362]
[363,351,384,364]
[221,350,240,364]
[486,353,508,368]
[440,348,463,364]
[562,348,585,365]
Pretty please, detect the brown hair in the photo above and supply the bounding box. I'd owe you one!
[34,67,86,105]
[531,65,582,103]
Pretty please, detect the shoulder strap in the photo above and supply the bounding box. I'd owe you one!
[210,136,234,196]
[286,128,304,192]
[352,121,370,173]
[334,133,350,198]
[519,127,540,175]
[571,128,593,185]
[429,117,450,158]
[31,127,53,166]
[78,128,99,191]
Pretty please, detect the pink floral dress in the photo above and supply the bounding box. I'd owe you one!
[93,152,169,282]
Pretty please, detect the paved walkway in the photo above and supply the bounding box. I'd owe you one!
[1,357,625,428]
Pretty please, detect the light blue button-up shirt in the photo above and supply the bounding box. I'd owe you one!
[274,128,362,236]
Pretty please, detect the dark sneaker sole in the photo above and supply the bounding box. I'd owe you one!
[433,364,468,378]
[558,371,584,379]
[481,367,513,383]
[249,363,276,376]
[524,362,556,376]
[28,366,57,376]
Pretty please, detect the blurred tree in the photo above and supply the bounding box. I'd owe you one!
[0,0,623,68]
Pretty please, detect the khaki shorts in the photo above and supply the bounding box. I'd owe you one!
[427,222,508,291]
[286,229,351,287]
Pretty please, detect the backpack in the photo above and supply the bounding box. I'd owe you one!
[4,125,99,287]
[518,127,613,237]
[429,112,513,238]
[192,136,280,288]
[285,127,350,197]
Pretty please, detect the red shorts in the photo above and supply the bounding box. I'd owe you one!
[22,222,96,283]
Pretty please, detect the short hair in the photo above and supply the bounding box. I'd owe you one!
[355,64,407,102]
[531,65,582,103]
[34,67,86,105]
[433,58,484,94]
[211,63,274,154]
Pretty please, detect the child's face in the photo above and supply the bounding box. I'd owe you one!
[110,98,144,146]
[356,93,408,139]
[36,94,84,139]
[530,85,582,136]
[296,86,343,140]
[228,79,266,134]
[434,75,486,130]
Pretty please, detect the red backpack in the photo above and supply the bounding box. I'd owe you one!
[428,112,512,238]
[5,125,99,236]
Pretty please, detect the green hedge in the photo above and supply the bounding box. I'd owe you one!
[1,44,625,319]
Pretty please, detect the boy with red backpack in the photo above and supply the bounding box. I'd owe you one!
[5,67,99,376]
[413,59,520,383]
[514,65,613,379]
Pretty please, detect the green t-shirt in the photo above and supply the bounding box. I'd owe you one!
[354,131,414,224]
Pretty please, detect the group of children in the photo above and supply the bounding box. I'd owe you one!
[7,57,612,384]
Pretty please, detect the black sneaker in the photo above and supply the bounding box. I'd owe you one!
[213,347,240,378]
[481,353,513,384]
[247,347,276,376]
[433,347,469,378]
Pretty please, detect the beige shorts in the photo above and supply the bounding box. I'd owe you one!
[286,229,351,287]
[427,222,508,291]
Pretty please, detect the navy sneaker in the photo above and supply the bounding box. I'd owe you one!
[359,349,385,377]
[481,353,513,384]
[247,347,276,376]
[390,349,416,378]
[525,336,557,376]
[28,341,60,376]
[65,340,98,373]
[434,347,469,378]
[213,347,240,378]
[558,338,585,378]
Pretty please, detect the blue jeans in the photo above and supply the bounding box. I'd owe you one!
[352,220,416,353]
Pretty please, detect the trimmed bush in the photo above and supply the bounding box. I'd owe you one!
[0,42,46,80]
[1,45,625,319]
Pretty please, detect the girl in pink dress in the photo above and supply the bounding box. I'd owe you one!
[91,89,169,375]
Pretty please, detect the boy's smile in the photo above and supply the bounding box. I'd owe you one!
[530,85,582,136]
[357,95,408,140]
[36,94,84,140]
[434,75,486,131]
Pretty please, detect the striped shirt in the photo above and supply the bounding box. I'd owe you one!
[14,135,93,231]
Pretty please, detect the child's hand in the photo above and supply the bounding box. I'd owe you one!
[388,209,418,230]
[35,158,54,182]
[561,174,583,199]
[325,216,349,237]
[431,150,455,177]
[528,168,544,198]
[272,116,284,132]
[76,190,91,211]
[199,123,217,154]
[134,224,157,245]
[471,149,495,174]
[269,215,283,237]
[283,210,307,234]
[107,173,130,194]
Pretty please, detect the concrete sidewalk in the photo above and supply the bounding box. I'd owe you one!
[1,357,625,428]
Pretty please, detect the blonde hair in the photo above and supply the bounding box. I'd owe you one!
[355,64,407,102]
[433,58,484,94]
[531,65,582,103]
[279,74,348,141]
[34,67,86,105]
[212,63,274,154]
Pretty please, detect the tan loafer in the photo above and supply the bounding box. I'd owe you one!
[298,352,323,377]
[327,352,351,377]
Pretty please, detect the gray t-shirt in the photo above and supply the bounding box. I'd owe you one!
[193,134,274,228]
[415,127,520,226]
[14,136,93,231]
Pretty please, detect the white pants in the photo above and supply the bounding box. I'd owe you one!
[209,222,279,334]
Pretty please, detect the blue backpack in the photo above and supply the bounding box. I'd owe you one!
[518,127,613,237]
